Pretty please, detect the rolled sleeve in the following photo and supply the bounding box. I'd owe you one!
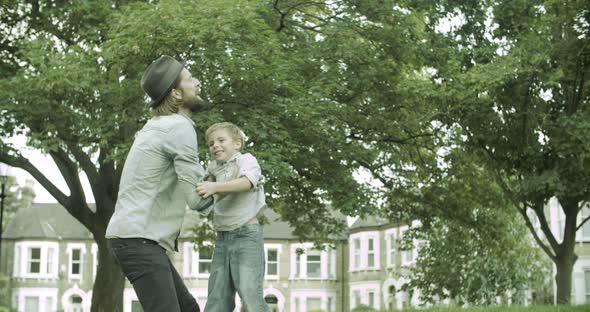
[237,153,261,188]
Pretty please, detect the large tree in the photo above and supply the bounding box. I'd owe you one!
[0,0,437,310]
[402,150,550,305]
[418,0,590,304]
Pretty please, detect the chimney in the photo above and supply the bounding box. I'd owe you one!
[18,179,36,209]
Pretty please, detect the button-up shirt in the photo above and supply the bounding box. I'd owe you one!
[203,152,266,231]
[106,113,206,252]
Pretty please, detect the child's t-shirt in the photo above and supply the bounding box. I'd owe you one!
[203,152,266,231]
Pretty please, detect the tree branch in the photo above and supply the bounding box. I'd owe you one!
[0,149,69,205]
[576,215,590,232]
[485,151,558,260]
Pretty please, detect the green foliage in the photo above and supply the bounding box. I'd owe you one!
[352,305,378,312]
[0,273,13,311]
[3,0,587,308]
[399,305,589,312]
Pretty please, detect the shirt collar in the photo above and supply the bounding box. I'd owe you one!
[217,152,242,164]
[177,112,195,127]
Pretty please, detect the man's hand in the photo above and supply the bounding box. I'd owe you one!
[197,181,218,198]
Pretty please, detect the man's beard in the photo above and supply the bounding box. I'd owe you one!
[182,93,210,112]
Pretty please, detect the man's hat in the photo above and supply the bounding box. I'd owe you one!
[140,55,184,108]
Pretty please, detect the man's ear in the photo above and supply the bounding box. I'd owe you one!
[171,88,182,100]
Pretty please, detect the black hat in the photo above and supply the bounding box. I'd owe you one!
[140,55,184,108]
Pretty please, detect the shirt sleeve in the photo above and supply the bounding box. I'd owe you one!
[237,153,261,188]
[166,121,207,210]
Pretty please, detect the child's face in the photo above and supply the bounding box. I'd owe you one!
[207,129,242,161]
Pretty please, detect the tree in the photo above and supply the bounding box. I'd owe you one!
[418,0,590,304]
[0,1,437,310]
[402,150,549,305]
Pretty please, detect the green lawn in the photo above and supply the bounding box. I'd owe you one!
[396,306,590,312]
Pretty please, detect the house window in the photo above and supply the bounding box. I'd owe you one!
[353,238,361,270]
[295,250,302,277]
[184,242,213,277]
[368,291,375,308]
[265,245,280,279]
[367,238,375,268]
[353,290,361,308]
[24,296,39,312]
[585,270,590,303]
[265,295,279,312]
[307,249,322,278]
[291,243,332,280]
[71,249,82,276]
[27,248,41,274]
[16,242,59,278]
[69,295,83,312]
[198,248,212,274]
[387,231,397,266]
[307,297,322,310]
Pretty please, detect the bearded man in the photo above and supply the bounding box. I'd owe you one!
[106,55,212,312]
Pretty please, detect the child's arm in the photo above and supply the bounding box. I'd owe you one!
[197,177,252,198]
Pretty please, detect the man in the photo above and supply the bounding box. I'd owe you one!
[106,55,212,312]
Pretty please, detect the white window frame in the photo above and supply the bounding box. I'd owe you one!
[384,228,397,268]
[67,243,87,280]
[350,237,361,270]
[14,241,59,279]
[349,231,380,271]
[14,287,58,312]
[350,282,381,310]
[290,289,336,312]
[183,242,213,278]
[264,244,281,280]
[91,243,98,282]
[290,243,333,280]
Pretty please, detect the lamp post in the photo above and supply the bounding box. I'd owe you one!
[0,163,11,268]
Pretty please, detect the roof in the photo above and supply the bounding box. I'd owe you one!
[4,203,349,241]
[3,203,94,240]
[349,215,391,231]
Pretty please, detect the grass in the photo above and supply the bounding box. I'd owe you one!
[394,306,590,312]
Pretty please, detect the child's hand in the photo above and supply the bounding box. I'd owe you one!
[197,181,218,198]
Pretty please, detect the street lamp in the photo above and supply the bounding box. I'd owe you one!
[0,162,11,268]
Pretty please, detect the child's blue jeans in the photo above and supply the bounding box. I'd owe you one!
[204,223,269,312]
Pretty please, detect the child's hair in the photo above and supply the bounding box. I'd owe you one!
[206,122,246,150]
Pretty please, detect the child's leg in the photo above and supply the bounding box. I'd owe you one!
[230,224,269,312]
[204,237,236,311]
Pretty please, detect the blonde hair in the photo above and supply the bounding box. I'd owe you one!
[206,122,245,150]
[151,75,183,116]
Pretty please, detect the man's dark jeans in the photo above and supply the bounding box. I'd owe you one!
[109,238,200,312]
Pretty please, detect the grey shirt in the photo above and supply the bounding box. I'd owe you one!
[105,113,206,252]
[202,152,266,231]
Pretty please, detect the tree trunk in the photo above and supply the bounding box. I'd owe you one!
[554,248,576,304]
[90,236,125,312]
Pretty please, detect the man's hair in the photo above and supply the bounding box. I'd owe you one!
[206,122,245,150]
[151,74,183,116]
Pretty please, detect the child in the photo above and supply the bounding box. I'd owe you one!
[196,122,269,312]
